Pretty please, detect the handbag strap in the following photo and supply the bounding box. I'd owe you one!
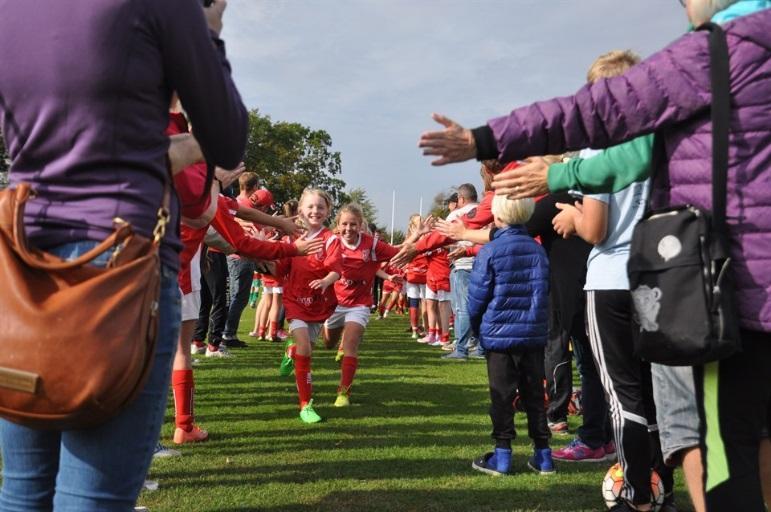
[646,22,731,231]
[699,21,731,237]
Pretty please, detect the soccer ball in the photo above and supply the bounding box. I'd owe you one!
[601,462,665,511]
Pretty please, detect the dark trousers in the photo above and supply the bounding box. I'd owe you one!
[695,329,771,512]
[545,302,573,424]
[586,290,670,506]
[486,346,550,450]
[570,312,612,449]
[193,249,228,347]
[223,256,255,339]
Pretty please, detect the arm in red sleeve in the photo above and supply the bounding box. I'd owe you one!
[465,244,482,257]
[459,192,494,230]
[210,201,298,260]
[415,231,452,253]
[375,239,401,261]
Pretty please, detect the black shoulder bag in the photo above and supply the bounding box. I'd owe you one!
[626,22,741,366]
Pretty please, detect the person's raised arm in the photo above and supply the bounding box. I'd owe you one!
[235,206,303,237]
[152,0,248,169]
[434,219,490,245]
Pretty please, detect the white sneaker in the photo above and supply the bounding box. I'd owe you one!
[152,442,181,459]
[429,339,444,347]
[205,346,233,358]
[190,342,206,355]
[417,334,434,344]
[411,331,419,339]
[442,342,456,352]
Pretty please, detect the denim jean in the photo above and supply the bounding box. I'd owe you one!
[0,240,180,512]
[450,268,478,356]
[223,256,254,339]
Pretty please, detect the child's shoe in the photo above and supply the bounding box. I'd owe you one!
[552,438,605,462]
[173,424,208,444]
[471,447,511,476]
[190,340,206,355]
[334,350,344,363]
[333,392,350,407]
[548,420,569,435]
[299,399,322,423]
[527,447,555,474]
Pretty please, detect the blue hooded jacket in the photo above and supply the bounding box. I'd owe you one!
[467,225,549,351]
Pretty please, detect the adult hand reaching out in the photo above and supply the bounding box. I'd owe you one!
[492,157,550,199]
[294,237,324,256]
[418,114,477,166]
[389,242,418,268]
[434,218,466,241]
[276,216,303,238]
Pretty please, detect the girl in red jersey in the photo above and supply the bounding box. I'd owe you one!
[275,188,343,423]
[404,214,429,339]
[376,262,404,319]
[322,204,402,406]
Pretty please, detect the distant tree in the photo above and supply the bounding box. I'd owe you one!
[389,229,405,245]
[430,190,455,220]
[242,110,346,209]
[345,187,378,224]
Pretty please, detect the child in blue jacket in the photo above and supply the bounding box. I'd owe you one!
[468,193,553,476]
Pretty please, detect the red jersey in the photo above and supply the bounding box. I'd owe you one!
[405,252,428,284]
[381,263,405,293]
[425,247,451,292]
[415,190,494,253]
[261,231,287,288]
[334,233,399,307]
[275,228,344,323]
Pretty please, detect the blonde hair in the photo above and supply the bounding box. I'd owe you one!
[335,203,365,227]
[586,50,641,83]
[407,214,422,235]
[282,199,299,218]
[299,187,333,210]
[491,194,535,226]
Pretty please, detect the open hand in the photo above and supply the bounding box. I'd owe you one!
[447,246,467,261]
[389,242,418,268]
[418,114,477,166]
[309,278,333,293]
[552,202,578,239]
[435,218,465,241]
[294,238,324,256]
[277,215,303,237]
[492,157,550,198]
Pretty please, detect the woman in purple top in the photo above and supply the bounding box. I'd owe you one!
[0,0,247,510]
[419,2,770,511]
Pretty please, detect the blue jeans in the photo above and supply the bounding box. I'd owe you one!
[223,256,254,339]
[0,240,180,512]
[450,268,479,356]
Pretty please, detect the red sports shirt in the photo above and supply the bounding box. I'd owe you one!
[425,247,451,292]
[405,252,428,284]
[275,228,344,323]
[334,233,399,307]
[167,113,211,220]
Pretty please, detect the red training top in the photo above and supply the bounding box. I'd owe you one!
[334,233,399,307]
[274,228,344,323]
[405,252,428,285]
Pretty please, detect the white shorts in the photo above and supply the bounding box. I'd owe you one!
[289,319,322,345]
[425,287,451,302]
[324,305,371,329]
[263,286,283,294]
[405,283,426,300]
[181,290,201,322]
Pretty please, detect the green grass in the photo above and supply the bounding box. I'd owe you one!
[141,310,694,512]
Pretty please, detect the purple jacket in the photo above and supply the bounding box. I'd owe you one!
[0,0,248,270]
[478,9,771,332]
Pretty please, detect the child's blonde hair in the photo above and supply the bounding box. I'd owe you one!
[407,214,422,235]
[491,194,535,226]
[335,203,365,227]
[586,50,640,83]
[283,199,299,218]
[299,187,333,210]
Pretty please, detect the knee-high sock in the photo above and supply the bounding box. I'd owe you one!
[409,307,419,329]
[339,356,359,394]
[172,369,194,431]
[294,354,313,407]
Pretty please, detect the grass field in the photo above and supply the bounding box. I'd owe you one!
[140,310,694,512]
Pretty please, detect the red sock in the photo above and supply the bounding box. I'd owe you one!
[294,354,313,407]
[441,332,450,343]
[257,326,266,337]
[409,307,419,329]
[339,356,358,394]
[172,369,194,432]
[378,304,385,315]
[430,328,438,339]
[269,321,278,338]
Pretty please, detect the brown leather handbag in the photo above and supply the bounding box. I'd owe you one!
[0,182,169,429]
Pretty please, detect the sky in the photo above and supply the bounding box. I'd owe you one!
[223,1,685,229]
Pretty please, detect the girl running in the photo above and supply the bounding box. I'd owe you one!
[275,188,343,423]
[322,204,402,406]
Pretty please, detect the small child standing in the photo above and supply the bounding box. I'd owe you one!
[468,193,553,476]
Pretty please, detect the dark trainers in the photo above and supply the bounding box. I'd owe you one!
[471,448,511,476]
[222,337,247,348]
[527,447,555,475]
